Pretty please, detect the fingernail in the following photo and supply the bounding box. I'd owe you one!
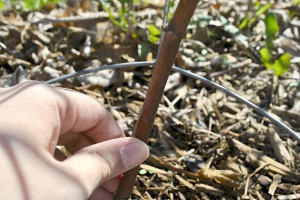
[120,140,149,168]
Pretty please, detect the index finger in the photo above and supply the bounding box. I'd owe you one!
[55,88,125,143]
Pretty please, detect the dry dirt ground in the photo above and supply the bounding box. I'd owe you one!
[0,0,300,199]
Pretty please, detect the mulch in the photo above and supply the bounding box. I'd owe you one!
[0,0,299,199]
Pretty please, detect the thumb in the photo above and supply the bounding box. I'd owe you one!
[62,137,149,196]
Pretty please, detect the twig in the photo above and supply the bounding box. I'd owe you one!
[195,183,225,197]
[30,9,159,24]
[30,12,111,24]
[226,138,300,182]
[209,59,253,78]
[243,162,270,197]
[114,0,200,199]
[147,154,199,179]
[278,193,300,200]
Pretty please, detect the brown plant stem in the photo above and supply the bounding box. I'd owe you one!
[114,0,200,199]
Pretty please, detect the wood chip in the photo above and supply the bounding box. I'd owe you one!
[268,174,282,196]
[227,138,300,182]
[268,127,293,166]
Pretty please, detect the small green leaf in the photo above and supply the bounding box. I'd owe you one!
[147,24,161,44]
[147,24,161,36]
[239,14,249,30]
[0,0,5,10]
[148,34,160,44]
[273,53,291,76]
[249,3,272,26]
[139,169,147,175]
[101,2,122,28]
[260,47,272,69]
[265,12,279,50]
[249,17,256,26]
[256,3,272,16]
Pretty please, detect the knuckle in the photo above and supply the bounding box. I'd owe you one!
[16,81,60,119]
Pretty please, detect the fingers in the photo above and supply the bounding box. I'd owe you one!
[55,88,125,142]
[89,188,114,200]
[88,178,121,200]
[57,132,94,154]
[0,81,125,153]
[62,137,149,197]
[88,178,122,200]
[54,88,126,154]
[101,176,121,193]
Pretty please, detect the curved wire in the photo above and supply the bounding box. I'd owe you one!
[172,66,300,142]
[45,61,300,142]
[45,61,154,84]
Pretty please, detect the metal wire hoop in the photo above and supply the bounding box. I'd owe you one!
[45,61,300,143]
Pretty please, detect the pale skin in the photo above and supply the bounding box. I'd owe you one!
[0,81,149,200]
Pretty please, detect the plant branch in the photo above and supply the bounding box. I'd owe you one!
[114,0,200,199]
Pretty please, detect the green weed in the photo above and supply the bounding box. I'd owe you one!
[101,0,135,31]
[238,3,271,30]
[259,12,291,76]
[239,1,291,76]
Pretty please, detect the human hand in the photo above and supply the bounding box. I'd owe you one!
[0,81,149,200]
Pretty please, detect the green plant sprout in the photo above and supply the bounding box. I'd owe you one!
[239,2,272,30]
[0,0,4,9]
[101,0,136,31]
[147,24,161,44]
[238,1,291,76]
[260,12,291,76]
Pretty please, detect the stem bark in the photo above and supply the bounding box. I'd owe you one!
[114,0,200,199]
